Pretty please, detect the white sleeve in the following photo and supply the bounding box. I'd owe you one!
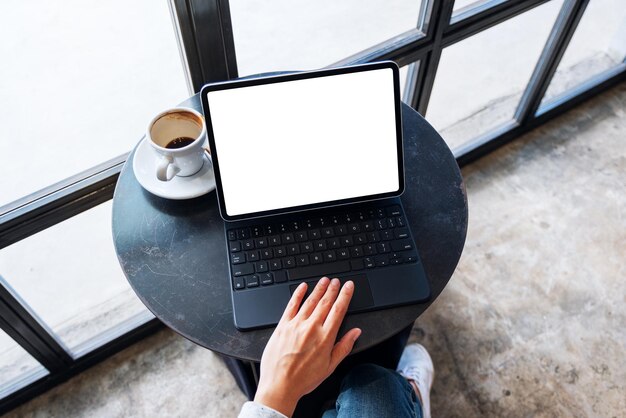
[238,401,289,418]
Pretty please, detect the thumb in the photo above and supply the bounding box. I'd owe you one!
[329,328,362,371]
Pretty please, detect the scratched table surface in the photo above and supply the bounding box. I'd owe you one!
[112,94,468,361]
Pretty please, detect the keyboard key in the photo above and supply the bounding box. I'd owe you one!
[296,255,310,266]
[270,259,282,270]
[377,242,390,253]
[327,238,340,249]
[265,225,276,235]
[354,234,367,245]
[260,249,273,259]
[381,230,393,241]
[295,231,308,242]
[311,253,323,264]
[237,228,250,239]
[231,254,245,264]
[291,221,300,231]
[350,246,363,258]
[324,250,336,262]
[245,275,259,288]
[260,273,274,286]
[309,229,321,239]
[233,276,245,290]
[391,258,403,265]
[400,251,419,263]
[287,244,300,255]
[273,270,288,283]
[396,216,405,227]
[279,223,289,233]
[255,261,268,273]
[233,264,254,277]
[255,237,268,248]
[376,208,385,218]
[284,257,296,268]
[364,257,375,268]
[375,255,389,267]
[363,221,374,232]
[274,246,287,257]
[376,219,387,230]
[247,251,260,262]
[269,235,281,246]
[301,242,314,253]
[322,227,334,237]
[228,230,237,241]
[282,233,295,243]
[314,240,327,251]
[252,226,263,237]
[387,206,402,217]
[391,240,413,252]
[395,228,409,239]
[337,249,350,260]
[363,244,377,256]
[230,242,241,252]
[334,225,347,235]
[387,217,396,228]
[350,259,364,271]
[341,236,354,247]
[348,223,361,233]
[367,231,381,243]
[287,260,351,281]
[243,239,255,250]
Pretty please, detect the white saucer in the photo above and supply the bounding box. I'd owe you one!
[132,138,216,200]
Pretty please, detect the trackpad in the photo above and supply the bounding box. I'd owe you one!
[289,274,374,312]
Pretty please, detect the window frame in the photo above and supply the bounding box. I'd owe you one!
[1,0,624,413]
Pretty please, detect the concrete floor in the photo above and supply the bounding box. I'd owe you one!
[5,79,625,417]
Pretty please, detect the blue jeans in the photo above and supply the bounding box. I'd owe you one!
[321,364,423,418]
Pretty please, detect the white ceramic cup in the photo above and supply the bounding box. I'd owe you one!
[147,107,210,181]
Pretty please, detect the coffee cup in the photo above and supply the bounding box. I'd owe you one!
[147,107,210,181]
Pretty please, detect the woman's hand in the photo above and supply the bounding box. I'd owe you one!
[254,277,362,417]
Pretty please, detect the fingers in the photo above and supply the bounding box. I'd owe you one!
[297,277,330,319]
[323,280,355,334]
[329,328,362,371]
[310,278,341,323]
[279,281,308,323]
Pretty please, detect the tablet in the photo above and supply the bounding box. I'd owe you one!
[200,61,404,221]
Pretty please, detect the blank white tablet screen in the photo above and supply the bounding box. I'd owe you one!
[206,68,400,217]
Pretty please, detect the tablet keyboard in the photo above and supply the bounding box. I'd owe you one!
[226,204,419,290]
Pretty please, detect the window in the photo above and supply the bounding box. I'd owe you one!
[0,330,47,398]
[427,0,564,150]
[230,0,427,76]
[0,0,189,207]
[541,0,626,106]
[0,202,153,358]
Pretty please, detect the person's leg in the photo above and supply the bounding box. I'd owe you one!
[322,363,422,418]
[396,344,434,418]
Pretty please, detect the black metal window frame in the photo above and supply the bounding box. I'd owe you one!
[0,0,624,413]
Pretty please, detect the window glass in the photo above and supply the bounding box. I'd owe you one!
[426,0,564,151]
[541,0,626,106]
[0,202,154,357]
[230,0,425,76]
[0,329,48,398]
[0,0,189,207]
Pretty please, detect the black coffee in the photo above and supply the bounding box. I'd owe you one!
[165,136,195,149]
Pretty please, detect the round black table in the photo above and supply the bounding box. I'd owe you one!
[112,93,467,409]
